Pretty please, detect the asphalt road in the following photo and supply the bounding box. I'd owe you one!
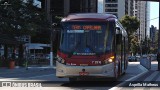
[0,62,147,90]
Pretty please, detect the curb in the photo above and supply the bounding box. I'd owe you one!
[27,66,56,69]
[0,66,56,75]
[109,65,149,90]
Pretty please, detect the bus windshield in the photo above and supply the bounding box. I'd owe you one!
[60,22,114,55]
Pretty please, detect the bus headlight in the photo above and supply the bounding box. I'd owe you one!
[104,56,114,64]
[108,58,113,63]
[57,57,65,64]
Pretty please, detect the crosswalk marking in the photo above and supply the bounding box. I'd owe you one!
[110,70,160,90]
[144,71,159,81]
[156,73,160,81]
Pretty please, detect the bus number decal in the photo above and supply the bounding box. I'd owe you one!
[92,61,102,64]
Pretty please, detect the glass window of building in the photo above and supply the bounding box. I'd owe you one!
[105,4,118,7]
[105,9,117,12]
[105,0,118,3]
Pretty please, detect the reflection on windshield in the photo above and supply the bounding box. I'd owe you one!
[60,22,114,55]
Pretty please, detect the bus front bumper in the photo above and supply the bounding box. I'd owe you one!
[56,61,115,78]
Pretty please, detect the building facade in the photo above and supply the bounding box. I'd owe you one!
[42,0,134,21]
[100,0,125,19]
[150,25,158,47]
[40,0,152,42]
[125,0,134,16]
[98,0,134,19]
[133,1,150,41]
[43,0,97,23]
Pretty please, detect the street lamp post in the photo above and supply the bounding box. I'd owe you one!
[50,23,57,67]
[50,24,53,67]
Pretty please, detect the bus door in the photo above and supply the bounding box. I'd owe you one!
[115,28,122,75]
[121,36,125,72]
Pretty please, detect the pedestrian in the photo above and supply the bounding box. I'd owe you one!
[157,52,160,71]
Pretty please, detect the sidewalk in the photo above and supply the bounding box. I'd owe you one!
[110,61,160,90]
[123,61,158,82]
[0,65,56,74]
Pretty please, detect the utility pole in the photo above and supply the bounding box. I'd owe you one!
[50,23,57,67]
[50,25,53,67]
[45,0,53,67]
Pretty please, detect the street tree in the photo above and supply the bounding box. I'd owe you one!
[120,15,140,51]
[130,35,139,55]
[140,37,152,54]
[0,0,50,65]
[0,0,50,40]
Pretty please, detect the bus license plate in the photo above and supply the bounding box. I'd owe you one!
[79,72,89,76]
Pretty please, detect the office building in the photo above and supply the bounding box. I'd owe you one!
[98,0,133,19]
[42,0,97,23]
[134,1,150,41]
[42,0,134,20]
[150,25,158,47]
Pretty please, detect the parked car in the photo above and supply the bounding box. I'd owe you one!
[128,56,137,62]
[148,54,157,61]
[135,55,141,61]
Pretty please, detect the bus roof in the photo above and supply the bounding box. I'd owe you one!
[61,13,117,22]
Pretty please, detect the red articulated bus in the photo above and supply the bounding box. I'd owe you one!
[56,13,128,82]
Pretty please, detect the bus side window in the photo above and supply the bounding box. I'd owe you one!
[116,27,122,45]
[116,34,122,45]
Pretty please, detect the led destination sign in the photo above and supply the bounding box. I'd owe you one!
[71,25,102,30]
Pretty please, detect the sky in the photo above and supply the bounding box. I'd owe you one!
[34,0,41,8]
[150,2,159,29]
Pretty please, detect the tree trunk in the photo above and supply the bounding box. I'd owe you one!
[4,45,8,67]
[18,44,24,66]
[53,28,61,57]
[4,44,8,59]
[128,34,131,52]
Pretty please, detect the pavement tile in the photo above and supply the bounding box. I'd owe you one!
[0,66,55,74]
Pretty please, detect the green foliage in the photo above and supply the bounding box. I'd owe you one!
[0,0,50,37]
[55,16,63,20]
[120,15,140,52]
[141,37,157,54]
[120,15,140,35]
[130,35,139,55]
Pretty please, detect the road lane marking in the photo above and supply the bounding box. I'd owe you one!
[144,71,159,81]
[156,74,160,81]
[109,65,149,90]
